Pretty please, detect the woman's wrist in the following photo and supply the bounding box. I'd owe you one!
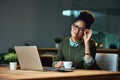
[85,53,91,55]
[84,41,89,45]
[85,42,90,54]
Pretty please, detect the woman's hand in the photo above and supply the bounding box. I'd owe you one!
[54,61,63,69]
[83,29,92,43]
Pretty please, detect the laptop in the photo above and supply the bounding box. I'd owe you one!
[15,46,53,71]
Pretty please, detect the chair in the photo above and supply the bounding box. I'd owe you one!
[95,53,118,72]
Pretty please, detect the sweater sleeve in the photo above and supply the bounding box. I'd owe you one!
[52,41,65,67]
[83,39,100,70]
[54,41,65,61]
[83,56,94,66]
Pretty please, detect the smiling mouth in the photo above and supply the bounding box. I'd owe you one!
[73,31,78,36]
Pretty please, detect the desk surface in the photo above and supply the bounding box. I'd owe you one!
[0,67,120,80]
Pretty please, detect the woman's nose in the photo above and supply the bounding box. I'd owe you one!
[74,29,79,33]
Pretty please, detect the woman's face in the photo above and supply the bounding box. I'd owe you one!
[71,20,86,39]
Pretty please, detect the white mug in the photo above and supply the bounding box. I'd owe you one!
[63,61,72,68]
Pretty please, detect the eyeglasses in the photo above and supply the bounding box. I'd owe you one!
[72,24,85,33]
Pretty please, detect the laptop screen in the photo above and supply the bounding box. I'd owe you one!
[15,46,43,71]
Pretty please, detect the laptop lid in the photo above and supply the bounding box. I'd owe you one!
[15,46,43,71]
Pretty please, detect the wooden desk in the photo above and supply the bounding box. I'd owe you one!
[0,67,120,80]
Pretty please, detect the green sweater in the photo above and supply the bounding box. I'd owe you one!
[53,37,101,70]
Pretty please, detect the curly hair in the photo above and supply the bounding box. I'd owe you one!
[73,10,94,29]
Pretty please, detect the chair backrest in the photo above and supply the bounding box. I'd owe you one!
[95,53,118,72]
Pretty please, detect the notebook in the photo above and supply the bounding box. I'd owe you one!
[14,46,53,71]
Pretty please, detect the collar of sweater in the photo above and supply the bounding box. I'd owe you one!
[69,38,80,47]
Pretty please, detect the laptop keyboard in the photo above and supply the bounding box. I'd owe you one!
[43,67,55,71]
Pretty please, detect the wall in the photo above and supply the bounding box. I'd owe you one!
[0,0,65,53]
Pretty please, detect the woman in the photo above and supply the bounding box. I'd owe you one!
[53,10,100,70]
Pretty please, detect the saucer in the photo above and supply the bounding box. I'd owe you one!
[61,67,75,70]
[57,68,74,72]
